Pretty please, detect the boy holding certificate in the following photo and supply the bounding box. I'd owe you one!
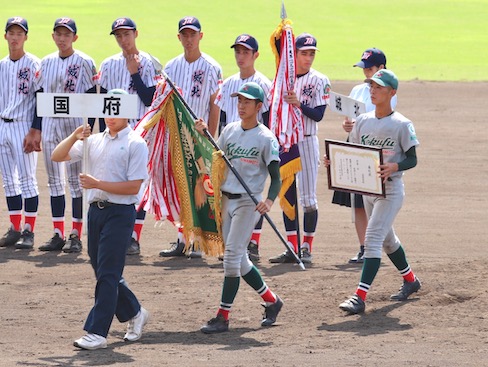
[331,70,421,314]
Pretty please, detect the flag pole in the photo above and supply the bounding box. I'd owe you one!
[158,69,305,270]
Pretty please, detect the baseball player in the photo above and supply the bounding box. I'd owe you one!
[269,33,330,264]
[332,48,397,264]
[51,89,149,350]
[159,16,223,258]
[0,17,40,250]
[333,70,421,314]
[196,82,283,333]
[98,17,160,256]
[25,17,97,253]
[214,33,272,262]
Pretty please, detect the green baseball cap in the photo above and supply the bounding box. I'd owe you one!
[231,82,264,102]
[365,69,398,90]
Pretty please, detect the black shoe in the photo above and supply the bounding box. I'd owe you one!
[0,228,21,247]
[300,248,313,264]
[269,250,295,264]
[348,249,364,264]
[339,295,365,314]
[15,230,34,249]
[159,240,186,257]
[200,314,229,334]
[261,296,284,326]
[126,238,140,255]
[38,233,66,251]
[390,278,421,301]
[247,242,260,262]
[62,234,82,253]
[188,244,202,259]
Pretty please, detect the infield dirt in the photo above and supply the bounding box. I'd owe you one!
[1,81,487,367]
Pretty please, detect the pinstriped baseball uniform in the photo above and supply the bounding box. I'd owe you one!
[99,51,160,127]
[295,68,330,209]
[215,71,271,126]
[36,50,97,198]
[0,52,40,198]
[164,53,222,121]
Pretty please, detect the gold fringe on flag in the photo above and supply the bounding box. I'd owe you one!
[270,18,293,69]
[210,150,226,237]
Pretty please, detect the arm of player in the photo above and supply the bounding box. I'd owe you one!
[51,125,91,162]
[378,146,417,182]
[23,89,43,153]
[255,161,281,215]
[207,91,220,138]
[283,90,326,122]
[80,176,143,195]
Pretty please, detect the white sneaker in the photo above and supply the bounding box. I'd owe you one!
[124,307,149,341]
[73,333,107,350]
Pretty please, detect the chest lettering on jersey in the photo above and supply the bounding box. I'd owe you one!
[301,84,315,106]
[18,67,31,95]
[226,142,260,161]
[64,64,81,92]
[191,70,205,97]
[360,134,396,150]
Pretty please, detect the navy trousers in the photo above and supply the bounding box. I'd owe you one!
[83,204,140,337]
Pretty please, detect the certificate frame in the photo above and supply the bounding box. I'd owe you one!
[325,139,385,197]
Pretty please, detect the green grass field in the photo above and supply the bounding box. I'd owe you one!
[3,0,487,81]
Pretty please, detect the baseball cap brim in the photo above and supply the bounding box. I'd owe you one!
[6,23,28,33]
[231,42,254,50]
[110,26,136,35]
[179,25,200,32]
[230,91,263,102]
[297,46,319,51]
[54,24,76,33]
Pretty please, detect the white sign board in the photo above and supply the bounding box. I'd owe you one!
[328,91,366,120]
[37,93,139,119]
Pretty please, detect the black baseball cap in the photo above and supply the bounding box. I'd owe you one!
[53,18,77,34]
[5,17,28,33]
[354,48,387,68]
[231,34,259,51]
[110,17,137,35]
[295,33,319,51]
[178,16,201,32]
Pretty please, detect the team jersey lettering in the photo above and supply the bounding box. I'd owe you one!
[226,142,260,161]
[360,134,396,149]
[18,67,30,94]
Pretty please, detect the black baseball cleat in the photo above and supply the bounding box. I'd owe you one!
[38,233,66,251]
[390,278,421,301]
[63,234,82,253]
[159,240,186,257]
[0,228,21,247]
[339,295,365,314]
[348,250,364,264]
[261,296,284,326]
[15,230,34,249]
[200,314,229,334]
[126,238,140,256]
[269,250,296,263]
[247,242,260,262]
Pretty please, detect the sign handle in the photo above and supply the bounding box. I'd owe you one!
[82,117,89,236]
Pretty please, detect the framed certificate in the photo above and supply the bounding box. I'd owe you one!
[325,139,385,197]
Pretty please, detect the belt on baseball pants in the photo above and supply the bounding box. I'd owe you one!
[222,191,242,199]
[2,118,14,122]
[90,200,131,209]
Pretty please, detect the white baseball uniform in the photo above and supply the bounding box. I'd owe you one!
[215,71,271,127]
[0,52,40,198]
[217,121,280,277]
[36,49,97,197]
[164,53,222,121]
[99,51,160,127]
[295,68,330,210]
[349,110,419,258]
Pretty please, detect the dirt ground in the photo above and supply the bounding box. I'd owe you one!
[1,81,487,367]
